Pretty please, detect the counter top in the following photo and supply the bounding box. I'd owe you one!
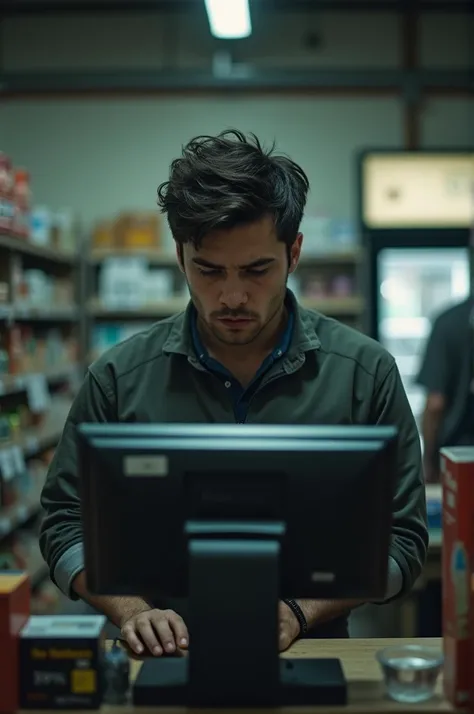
[19,637,449,713]
[93,637,449,713]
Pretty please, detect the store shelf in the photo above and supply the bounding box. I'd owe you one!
[301,296,364,315]
[89,248,178,266]
[298,250,362,266]
[0,364,78,397]
[88,296,189,318]
[89,248,361,267]
[0,233,77,266]
[0,430,63,460]
[21,431,62,458]
[0,304,79,321]
[0,399,71,463]
[0,490,43,540]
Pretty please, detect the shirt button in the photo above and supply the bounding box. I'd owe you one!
[224,380,232,388]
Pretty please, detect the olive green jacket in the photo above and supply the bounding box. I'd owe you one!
[39,292,428,634]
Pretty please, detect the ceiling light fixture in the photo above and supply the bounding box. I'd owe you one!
[204,0,252,39]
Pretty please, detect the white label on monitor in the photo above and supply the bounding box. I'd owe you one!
[362,153,474,228]
[311,571,335,583]
[124,455,169,477]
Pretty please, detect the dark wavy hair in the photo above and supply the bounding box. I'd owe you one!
[157,129,309,253]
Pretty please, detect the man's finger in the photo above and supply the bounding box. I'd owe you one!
[169,614,189,649]
[279,632,290,652]
[121,622,145,656]
[136,618,163,656]
[153,615,176,653]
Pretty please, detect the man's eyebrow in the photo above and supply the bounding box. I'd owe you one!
[242,258,275,269]
[192,257,275,270]
[192,257,224,269]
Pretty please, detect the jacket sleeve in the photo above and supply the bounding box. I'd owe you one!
[39,370,116,598]
[371,360,428,600]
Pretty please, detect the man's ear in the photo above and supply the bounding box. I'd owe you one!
[288,233,303,275]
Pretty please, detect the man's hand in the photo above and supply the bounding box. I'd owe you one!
[72,571,189,657]
[278,601,301,652]
[120,608,189,657]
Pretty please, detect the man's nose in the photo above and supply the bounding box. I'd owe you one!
[220,280,248,309]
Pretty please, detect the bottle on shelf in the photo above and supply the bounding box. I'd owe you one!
[12,168,31,239]
[0,152,14,234]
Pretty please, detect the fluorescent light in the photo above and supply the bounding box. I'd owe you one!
[204,0,252,39]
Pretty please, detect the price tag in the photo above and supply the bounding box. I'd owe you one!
[0,449,15,482]
[26,374,51,414]
[11,445,25,476]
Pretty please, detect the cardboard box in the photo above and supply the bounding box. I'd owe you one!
[113,212,162,250]
[20,615,107,709]
[0,571,31,714]
[0,570,30,636]
[440,447,474,709]
[91,220,114,251]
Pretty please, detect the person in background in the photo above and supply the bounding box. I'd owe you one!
[416,296,474,483]
[39,130,428,658]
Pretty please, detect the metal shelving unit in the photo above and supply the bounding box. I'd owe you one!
[0,364,78,397]
[0,233,77,266]
[0,233,80,608]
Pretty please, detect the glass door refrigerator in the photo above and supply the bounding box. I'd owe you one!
[358,151,474,436]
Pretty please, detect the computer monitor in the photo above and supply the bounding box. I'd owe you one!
[78,423,397,708]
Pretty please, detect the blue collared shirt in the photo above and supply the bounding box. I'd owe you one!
[191,306,294,423]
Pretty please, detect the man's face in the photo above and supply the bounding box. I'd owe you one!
[178,215,302,347]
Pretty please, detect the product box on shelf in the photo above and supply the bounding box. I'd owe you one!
[113,211,162,250]
[12,168,31,239]
[440,447,474,709]
[0,570,31,713]
[20,615,107,709]
[0,153,14,234]
[91,220,114,251]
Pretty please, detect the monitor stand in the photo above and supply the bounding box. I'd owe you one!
[133,522,347,707]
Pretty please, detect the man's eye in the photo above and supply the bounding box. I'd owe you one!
[198,268,221,277]
[247,268,268,276]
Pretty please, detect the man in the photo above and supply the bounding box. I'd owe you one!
[417,296,474,483]
[40,130,427,657]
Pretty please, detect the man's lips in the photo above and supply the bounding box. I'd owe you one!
[217,316,254,325]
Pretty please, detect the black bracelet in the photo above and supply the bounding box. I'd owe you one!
[283,598,308,636]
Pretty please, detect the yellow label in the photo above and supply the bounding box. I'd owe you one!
[0,573,27,593]
[71,669,96,694]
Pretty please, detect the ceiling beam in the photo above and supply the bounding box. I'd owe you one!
[1,0,472,16]
[0,67,471,96]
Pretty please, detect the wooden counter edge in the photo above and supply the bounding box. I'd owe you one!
[20,637,450,714]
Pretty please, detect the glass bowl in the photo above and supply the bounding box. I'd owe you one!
[376,644,444,703]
